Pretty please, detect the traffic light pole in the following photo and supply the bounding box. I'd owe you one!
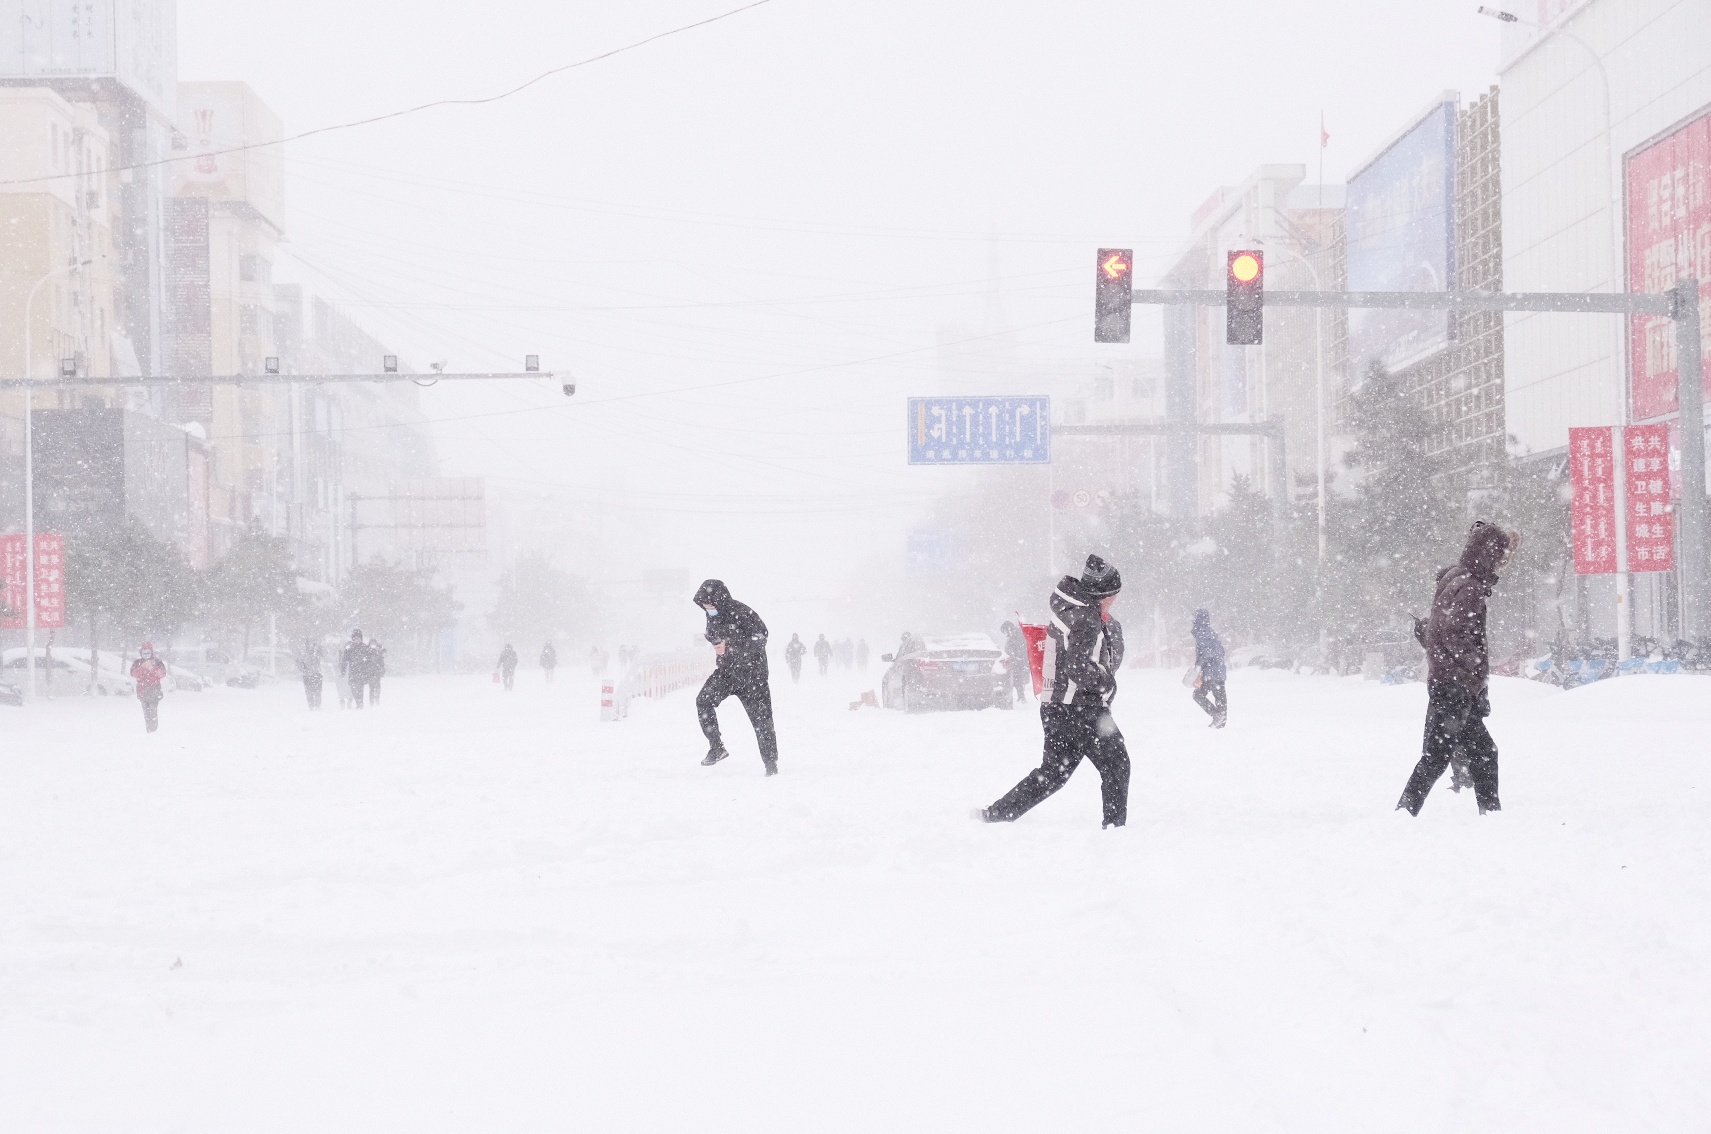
[1124,284,1709,638]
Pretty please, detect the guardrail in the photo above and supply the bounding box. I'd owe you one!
[600,648,716,721]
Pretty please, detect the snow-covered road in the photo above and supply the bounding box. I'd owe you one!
[1,666,1706,1131]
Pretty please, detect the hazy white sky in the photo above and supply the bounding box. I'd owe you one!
[177,0,1508,614]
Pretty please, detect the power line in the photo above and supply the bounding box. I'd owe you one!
[0,0,778,188]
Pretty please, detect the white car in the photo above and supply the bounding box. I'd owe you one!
[1,648,137,697]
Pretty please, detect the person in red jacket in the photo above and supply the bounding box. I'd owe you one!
[130,642,168,733]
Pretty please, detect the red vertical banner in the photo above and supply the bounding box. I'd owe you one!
[1570,426,1618,575]
[1625,108,1711,422]
[0,533,68,629]
[1624,424,1676,573]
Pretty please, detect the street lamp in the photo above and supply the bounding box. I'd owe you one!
[1479,6,1633,657]
[19,258,91,703]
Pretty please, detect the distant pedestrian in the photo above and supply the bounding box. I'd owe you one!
[975,556,1129,829]
[368,639,387,704]
[130,642,168,733]
[1000,621,1030,702]
[785,633,806,683]
[1190,609,1227,728]
[1397,523,1518,817]
[341,630,380,709]
[334,658,353,709]
[540,641,558,683]
[693,579,779,776]
[856,638,869,670]
[297,638,324,710]
[497,643,519,691]
[813,634,832,678]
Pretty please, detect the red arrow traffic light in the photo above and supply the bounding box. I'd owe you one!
[1095,247,1133,343]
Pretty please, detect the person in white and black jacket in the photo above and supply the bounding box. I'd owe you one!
[975,555,1130,828]
[693,579,779,776]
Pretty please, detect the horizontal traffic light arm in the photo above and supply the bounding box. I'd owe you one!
[1131,288,1676,316]
[0,371,554,390]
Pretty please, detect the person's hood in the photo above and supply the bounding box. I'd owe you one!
[1458,522,1519,584]
[1191,609,1214,637]
[693,579,732,609]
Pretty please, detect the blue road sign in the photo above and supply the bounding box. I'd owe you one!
[907,396,1051,465]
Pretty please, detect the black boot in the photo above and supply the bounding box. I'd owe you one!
[763,758,778,777]
[701,746,729,767]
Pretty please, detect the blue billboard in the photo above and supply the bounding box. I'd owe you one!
[1345,100,1457,380]
[907,396,1051,464]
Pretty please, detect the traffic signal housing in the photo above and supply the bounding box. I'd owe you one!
[1226,250,1263,345]
[1095,248,1133,343]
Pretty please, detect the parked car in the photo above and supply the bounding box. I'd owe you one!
[880,633,1013,713]
[163,643,259,687]
[1,648,136,697]
[92,650,204,692]
[0,680,21,707]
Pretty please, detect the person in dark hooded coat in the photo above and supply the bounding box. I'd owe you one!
[999,621,1030,702]
[1396,522,1517,816]
[975,555,1129,828]
[1190,608,1227,727]
[692,579,779,775]
[784,633,806,683]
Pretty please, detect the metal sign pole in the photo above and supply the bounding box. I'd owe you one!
[1614,425,1630,661]
[1674,279,1707,639]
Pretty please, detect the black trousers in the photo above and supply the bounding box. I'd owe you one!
[1192,680,1226,720]
[303,674,323,709]
[139,690,162,733]
[1009,660,1030,700]
[788,658,802,683]
[696,668,778,766]
[988,703,1130,827]
[350,678,377,708]
[1398,684,1499,815]
[502,667,516,691]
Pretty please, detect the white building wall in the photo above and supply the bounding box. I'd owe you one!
[1500,0,1711,455]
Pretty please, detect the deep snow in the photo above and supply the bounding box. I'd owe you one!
[1,665,1706,1131]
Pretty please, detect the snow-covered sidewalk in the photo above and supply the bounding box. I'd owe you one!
[1,667,1705,1131]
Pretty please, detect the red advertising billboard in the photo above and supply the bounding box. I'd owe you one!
[0,533,67,629]
[1626,108,1711,422]
[1570,427,1617,575]
[1624,423,1675,572]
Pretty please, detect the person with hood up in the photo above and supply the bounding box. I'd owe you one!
[784,633,807,683]
[975,555,1130,828]
[540,641,558,683]
[1396,521,1518,817]
[497,643,519,691]
[131,643,169,733]
[1190,609,1227,728]
[693,579,779,775]
[813,633,832,678]
[999,621,1031,702]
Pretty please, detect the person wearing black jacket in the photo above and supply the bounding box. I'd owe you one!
[1397,522,1517,816]
[975,555,1129,828]
[497,643,519,691]
[693,579,779,775]
[540,641,558,684]
[1190,608,1227,728]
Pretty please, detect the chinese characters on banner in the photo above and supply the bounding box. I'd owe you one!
[1625,424,1676,572]
[1625,107,1711,422]
[1570,427,1617,574]
[0,533,67,630]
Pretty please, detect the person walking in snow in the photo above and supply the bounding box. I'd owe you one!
[785,633,806,683]
[975,555,1130,829]
[1190,608,1227,728]
[540,641,558,684]
[130,642,169,733]
[813,633,832,678]
[1396,522,1518,817]
[693,579,779,776]
[1000,621,1031,703]
[497,643,519,691]
[297,638,324,710]
[341,630,379,709]
[368,639,387,704]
